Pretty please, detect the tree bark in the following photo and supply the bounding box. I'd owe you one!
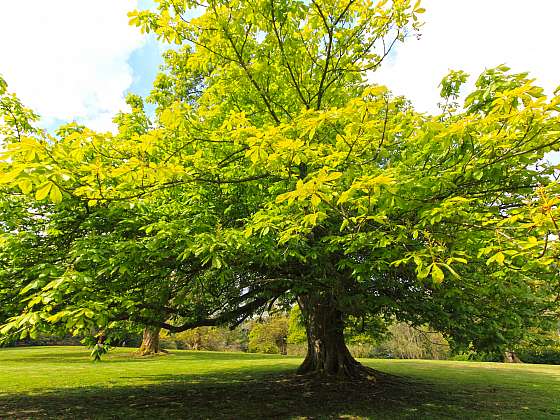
[297,293,376,379]
[137,327,164,356]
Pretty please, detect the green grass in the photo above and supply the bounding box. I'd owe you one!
[0,346,559,419]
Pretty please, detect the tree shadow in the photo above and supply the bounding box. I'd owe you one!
[1,370,546,419]
[0,373,416,419]
[2,349,558,418]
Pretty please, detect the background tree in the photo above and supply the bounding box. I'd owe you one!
[248,314,289,354]
[162,326,248,351]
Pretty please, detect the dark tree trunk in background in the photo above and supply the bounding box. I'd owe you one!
[297,293,377,379]
[137,327,163,356]
[276,336,287,355]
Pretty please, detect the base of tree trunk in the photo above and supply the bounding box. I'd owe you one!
[136,348,169,356]
[136,327,168,356]
[297,294,379,380]
[503,351,522,363]
[297,355,379,380]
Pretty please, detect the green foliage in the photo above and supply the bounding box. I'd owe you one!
[248,315,289,354]
[449,352,502,363]
[513,328,560,364]
[287,306,306,344]
[1,1,559,362]
[517,344,560,365]
[90,342,109,362]
[438,69,468,113]
[378,323,449,360]
[163,327,247,351]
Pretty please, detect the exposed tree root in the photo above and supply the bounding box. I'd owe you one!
[135,348,169,357]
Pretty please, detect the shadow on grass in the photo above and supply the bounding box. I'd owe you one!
[0,373,427,419]
[1,370,552,419]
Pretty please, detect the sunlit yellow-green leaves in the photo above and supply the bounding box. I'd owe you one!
[1,1,559,355]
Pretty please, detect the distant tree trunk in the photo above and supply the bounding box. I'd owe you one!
[137,327,163,356]
[297,293,377,379]
[276,336,288,355]
[193,329,202,350]
[503,350,522,363]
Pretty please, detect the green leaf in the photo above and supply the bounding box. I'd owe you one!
[20,280,41,295]
[431,264,445,283]
[212,256,222,269]
[487,252,505,266]
[524,236,538,249]
[18,179,32,195]
[310,194,321,207]
[47,312,68,323]
[35,182,52,201]
[49,184,63,204]
[440,263,460,279]
[0,322,15,335]
[337,190,352,205]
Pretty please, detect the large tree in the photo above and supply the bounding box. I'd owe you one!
[1,0,560,378]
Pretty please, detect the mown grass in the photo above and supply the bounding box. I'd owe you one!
[0,346,558,419]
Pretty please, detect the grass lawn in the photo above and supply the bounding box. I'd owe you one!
[0,346,558,419]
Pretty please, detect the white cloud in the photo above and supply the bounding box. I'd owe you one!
[372,0,560,114]
[0,1,145,132]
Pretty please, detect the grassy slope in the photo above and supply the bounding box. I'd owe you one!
[0,346,558,419]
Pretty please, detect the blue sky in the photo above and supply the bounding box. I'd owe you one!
[1,0,559,140]
[126,33,163,118]
[127,33,162,100]
[127,0,163,103]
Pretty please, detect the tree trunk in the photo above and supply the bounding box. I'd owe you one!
[137,327,164,356]
[503,350,522,363]
[297,294,376,379]
[276,336,287,355]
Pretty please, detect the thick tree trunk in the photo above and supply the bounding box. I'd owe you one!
[503,350,522,363]
[137,327,164,356]
[297,294,376,379]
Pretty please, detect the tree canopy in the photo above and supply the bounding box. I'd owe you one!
[1,0,559,377]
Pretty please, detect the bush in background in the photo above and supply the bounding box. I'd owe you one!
[379,323,449,360]
[161,327,247,352]
[248,315,289,354]
[517,344,560,364]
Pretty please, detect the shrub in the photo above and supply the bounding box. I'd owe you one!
[373,323,449,360]
[248,315,289,354]
[162,327,247,352]
[517,344,560,364]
